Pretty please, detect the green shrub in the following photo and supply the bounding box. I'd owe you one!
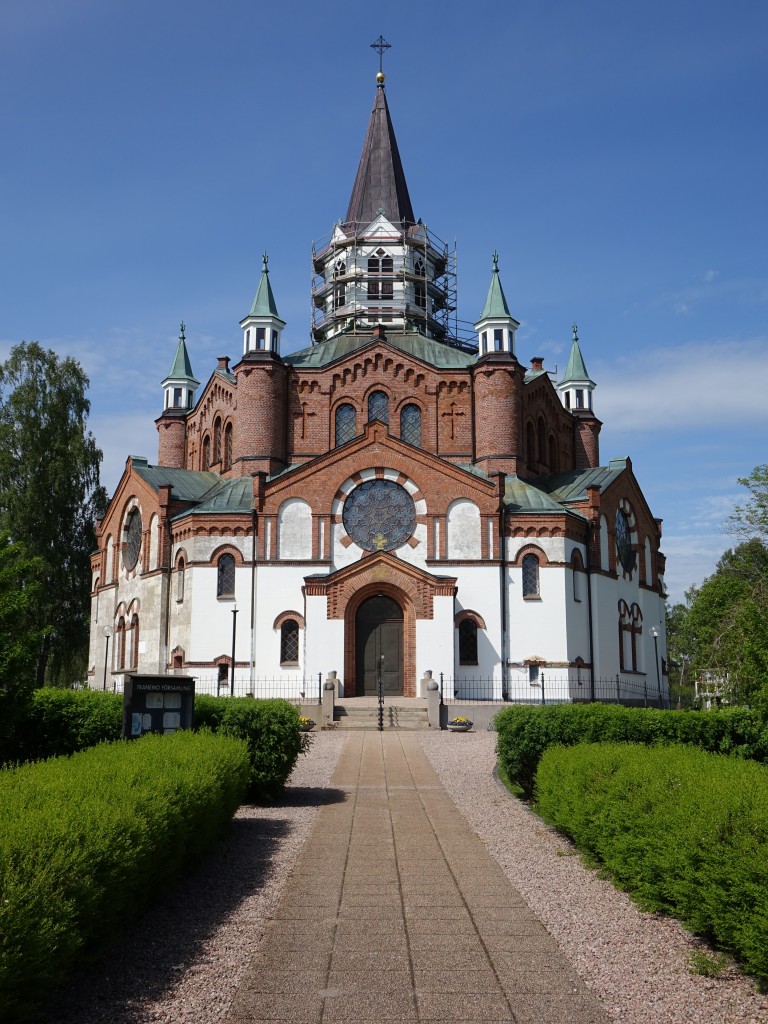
[215,698,303,801]
[495,703,768,799]
[535,742,768,986]
[0,731,249,1022]
[0,687,123,766]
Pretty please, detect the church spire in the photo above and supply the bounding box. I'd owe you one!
[345,57,415,228]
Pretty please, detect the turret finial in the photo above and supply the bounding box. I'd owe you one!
[572,322,578,344]
[262,252,269,273]
[370,34,391,84]
[492,251,499,272]
[179,321,186,342]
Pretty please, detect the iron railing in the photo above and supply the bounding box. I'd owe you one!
[107,674,323,705]
[439,673,668,709]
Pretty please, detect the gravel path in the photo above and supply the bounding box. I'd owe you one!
[46,729,768,1024]
[419,730,768,1024]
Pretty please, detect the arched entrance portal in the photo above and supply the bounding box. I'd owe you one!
[355,595,404,696]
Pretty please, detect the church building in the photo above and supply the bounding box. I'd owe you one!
[89,64,668,704]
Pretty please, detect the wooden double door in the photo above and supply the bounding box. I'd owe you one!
[355,595,403,696]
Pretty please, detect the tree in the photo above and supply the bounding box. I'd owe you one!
[728,464,768,542]
[0,532,47,688]
[0,343,107,685]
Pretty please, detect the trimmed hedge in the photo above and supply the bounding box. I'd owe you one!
[0,687,123,765]
[1,690,303,799]
[194,695,304,800]
[535,742,768,987]
[0,731,249,1022]
[495,703,768,798]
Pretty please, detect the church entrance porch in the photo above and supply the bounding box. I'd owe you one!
[355,595,403,696]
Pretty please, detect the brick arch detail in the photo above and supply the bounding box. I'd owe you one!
[512,543,550,567]
[273,610,306,630]
[455,609,487,630]
[343,582,416,698]
[210,543,245,566]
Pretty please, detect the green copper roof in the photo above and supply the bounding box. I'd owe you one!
[536,460,628,503]
[284,331,476,371]
[560,325,594,385]
[165,323,199,385]
[503,476,578,515]
[247,253,281,319]
[477,252,512,321]
[131,460,220,502]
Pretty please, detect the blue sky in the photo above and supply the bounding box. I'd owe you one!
[1,0,766,605]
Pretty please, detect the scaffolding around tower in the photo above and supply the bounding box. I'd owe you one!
[310,219,474,351]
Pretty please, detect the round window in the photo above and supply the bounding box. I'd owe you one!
[342,479,416,552]
[615,508,636,574]
[124,509,143,571]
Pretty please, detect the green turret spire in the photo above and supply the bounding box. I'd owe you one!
[478,251,512,320]
[166,321,198,383]
[248,253,281,318]
[560,324,594,385]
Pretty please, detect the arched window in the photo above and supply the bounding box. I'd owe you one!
[116,616,126,670]
[619,600,643,672]
[400,404,422,447]
[368,391,389,425]
[333,260,346,309]
[335,404,356,446]
[522,554,540,598]
[213,418,222,464]
[217,553,235,599]
[130,613,139,668]
[548,434,558,472]
[176,556,185,602]
[224,423,233,470]
[571,550,583,602]
[280,619,300,665]
[458,619,478,665]
[202,435,211,470]
[537,417,547,464]
[367,254,380,298]
[526,422,536,468]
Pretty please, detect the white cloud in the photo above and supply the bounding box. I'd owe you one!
[661,531,731,605]
[597,336,768,431]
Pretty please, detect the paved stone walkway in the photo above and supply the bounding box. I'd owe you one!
[226,732,610,1023]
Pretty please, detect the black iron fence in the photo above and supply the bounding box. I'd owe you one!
[110,674,324,705]
[439,673,668,708]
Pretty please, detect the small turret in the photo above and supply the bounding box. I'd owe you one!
[161,322,199,411]
[157,322,198,468]
[240,254,286,356]
[558,324,601,469]
[558,324,595,412]
[474,253,519,356]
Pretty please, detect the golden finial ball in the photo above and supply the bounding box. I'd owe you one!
[376,71,385,84]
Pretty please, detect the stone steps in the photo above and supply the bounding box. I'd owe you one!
[333,704,430,730]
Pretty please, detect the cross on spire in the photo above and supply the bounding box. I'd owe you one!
[370,34,391,74]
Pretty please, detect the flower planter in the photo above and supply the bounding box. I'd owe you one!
[447,721,473,732]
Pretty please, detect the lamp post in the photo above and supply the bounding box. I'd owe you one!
[650,626,663,708]
[102,625,113,691]
[230,605,238,697]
